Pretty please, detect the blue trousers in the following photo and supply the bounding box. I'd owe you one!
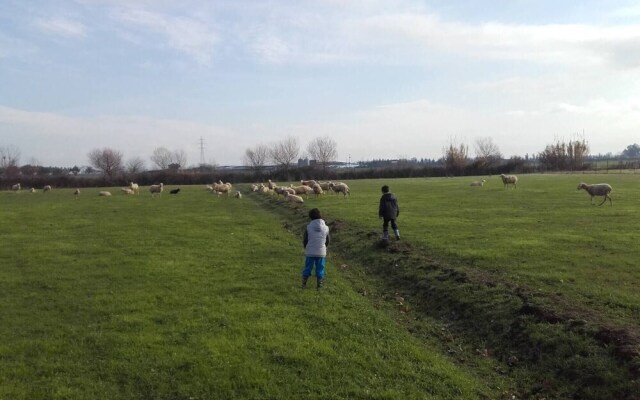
[302,257,326,279]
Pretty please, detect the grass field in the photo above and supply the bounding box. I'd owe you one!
[0,187,498,400]
[303,174,640,327]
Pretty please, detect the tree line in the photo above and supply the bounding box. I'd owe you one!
[2,137,640,189]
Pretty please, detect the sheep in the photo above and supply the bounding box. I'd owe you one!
[577,183,613,206]
[292,185,314,196]
[206,185,214,192]
[500,174,518,189]
[301,179,318,187]
[149,183,164,196]
[43,185,52,192]
[284,192,304,204]
[30,188,36,193]
[312,183,324,197]
[98,191,112,196]
[470,179,486,187]
[129,182,140,195]
[11,183,21,191]
[233,191,242,199]
[170,188,181,194]
[121,188,135,195]
[330,182,350,197]
[267,179,277,190]
[211,182,232,196]
[73,188,80,197]
[319,181,333,191]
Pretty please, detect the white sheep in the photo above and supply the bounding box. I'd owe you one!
[30,188,36,193]
[73,188,80,197]
[577,183,613,206]
[301,179,317,187]
[233,191,242,199]
[129,182,140,195]
[284,192,304,204]
[291,185,314,196]
[500,174,518,189]
[267,179,277,190]
[149,183,164,196]
[98,191,112,196]
[121,188,135,195]
[11,183,21,191]
[319,181,333,192]
[312,183,324,196]
[43,185,52,192]
[330,182,350,197]
[470,179,486,187]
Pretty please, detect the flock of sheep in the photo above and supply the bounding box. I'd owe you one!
[249,179,350,204]
[469,174,613,206]
[7,174,613,206]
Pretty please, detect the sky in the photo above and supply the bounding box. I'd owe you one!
[1,0,640,168]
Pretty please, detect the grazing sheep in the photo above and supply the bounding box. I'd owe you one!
[170,188,181,194]
[11,183,21,191]
[284,192,304,204]
[98,191,112,196]
[500,174,518,189]
[233,191,242,199]
[129,182,140,195]
[30,188,36,193]
[149,183,164,196]
[577,183,613,206]
[43,185,52,192]
[330,182,350,197]
[470,179,486,187]
[301,179,318,187]
[73,188,80,197]
[267,179,277,190]
[312,183,324,197]
[319,181,333,191]
[292,185,314,196]
[121,188,135,195]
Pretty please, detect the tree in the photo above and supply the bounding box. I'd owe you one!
[270,137,299,175]
[244,144,269,176]
[87,148,123,178]
[474,137,502,169]
[150,147,172,170]
[0,145,21,168]
[621,143,640,159]
[307,136,338,174]
[538,136,589,171]
[171,149,187,169]
[126,157,146,174]
[442,138,468,175]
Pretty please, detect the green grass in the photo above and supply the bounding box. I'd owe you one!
[0,187,492,399]
[298,175,640,327]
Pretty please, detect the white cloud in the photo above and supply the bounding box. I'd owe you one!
[33,17,87,38]
[111,7,218,65]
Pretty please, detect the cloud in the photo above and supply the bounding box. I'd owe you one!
[33,17,87,38]
[111,7,218,65]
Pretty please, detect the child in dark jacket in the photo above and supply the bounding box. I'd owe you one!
[302,208,330,289]
[379,185,400,240]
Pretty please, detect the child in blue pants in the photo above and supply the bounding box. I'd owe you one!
[302,208,330,289]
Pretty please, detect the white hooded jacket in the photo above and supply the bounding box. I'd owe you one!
[303,219,330,257]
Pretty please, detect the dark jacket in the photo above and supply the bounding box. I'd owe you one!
[379,192,400,219]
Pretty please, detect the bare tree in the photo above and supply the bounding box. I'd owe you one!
[87,148,123,178]
[150,147,172,170]
[270,137,300,174]
[244,144,270,176]
[442,138,468,175]
[0,145,21,168]
[172,149,187,169]
[126,157,146,173]
[474,137,502,169]
[307,136,337,173]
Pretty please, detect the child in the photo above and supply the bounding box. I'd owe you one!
[302,208,330,289]
[379,185,400,240]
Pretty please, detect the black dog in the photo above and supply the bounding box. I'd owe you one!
[169,188,181,194]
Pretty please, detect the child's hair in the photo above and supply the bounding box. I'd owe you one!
[309,208,322,220]
[381,185,389,193]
